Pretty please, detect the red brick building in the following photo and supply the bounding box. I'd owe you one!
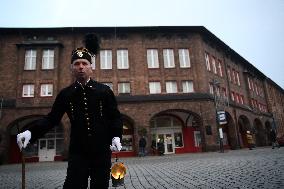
[0,26,283,164]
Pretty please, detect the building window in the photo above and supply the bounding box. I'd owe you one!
[149,82,161,94]
[147,49,159,68]
[209,83,214,94]
[100,50,112,69]
[248,77,251,89]
[178,49,190,68]
[205,52,211,71]
[166,81,177,93]
[40,84,53,97]
[222,87,227,97]
[22,84,34,97]
[211,56,217,74]
[118,82,130,94]
[240,95,244,104]
[231,91,235,101]
[227,67,231,81]
[42,49,54,69]
[235,93,240,103]
[255,82,259,95]
[194,131,201,147]
[182,81,194,93]
[218,60,223,77]
[24,50,37,70]
[236,71,240,86]
[117,49,129,69]
[102,82,113,90]
[91,56,96,70]
[232,69,236,84]
[163,49,175,68]
[174,132,184,147]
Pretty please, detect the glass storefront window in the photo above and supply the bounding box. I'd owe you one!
[121,135,133,151]
[194,131,201,147]
[174,132,183,147]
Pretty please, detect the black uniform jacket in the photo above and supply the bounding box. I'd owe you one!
[26,79,123,156]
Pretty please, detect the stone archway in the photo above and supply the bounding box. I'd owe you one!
[265,120,273,145]
[221,112,238,149]
[7,115,65,163]
[120,114,135,156]
[254,119,266,147]
[149,109,202,154]
[238,115,251,148]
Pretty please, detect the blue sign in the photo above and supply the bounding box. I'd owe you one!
[217,111,227,125]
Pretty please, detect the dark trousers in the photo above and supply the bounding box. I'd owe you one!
[63,154,111,189]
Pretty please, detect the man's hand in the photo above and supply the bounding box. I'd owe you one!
[16,130,31,151]
[110,137,122,152]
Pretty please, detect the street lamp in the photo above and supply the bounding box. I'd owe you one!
[212,79,224,153]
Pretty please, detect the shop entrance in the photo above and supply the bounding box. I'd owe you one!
[157,133,175,154]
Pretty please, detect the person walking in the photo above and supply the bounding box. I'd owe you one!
[16,34,123,189]
[270,129,280,149]
[139,136,147,157]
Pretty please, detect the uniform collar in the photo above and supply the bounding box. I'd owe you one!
[74,78,95,90]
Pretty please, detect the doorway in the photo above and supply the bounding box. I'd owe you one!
[157,133,175,154]
[38,139,56,161]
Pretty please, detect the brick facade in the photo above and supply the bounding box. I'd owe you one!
[0,27,283,164]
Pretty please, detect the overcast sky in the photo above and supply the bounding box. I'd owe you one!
[1,0,283,89]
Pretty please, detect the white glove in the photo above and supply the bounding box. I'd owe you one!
[110,137,122,152]
[17,130,31,151]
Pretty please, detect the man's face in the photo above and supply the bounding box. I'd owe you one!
[71,59,93,82]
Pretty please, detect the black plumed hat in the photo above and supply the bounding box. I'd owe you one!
[71,33,100,64]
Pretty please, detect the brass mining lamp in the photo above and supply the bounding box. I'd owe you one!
[111,155,126,187]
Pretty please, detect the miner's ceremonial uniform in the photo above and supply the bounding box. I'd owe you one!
[17,34,123,189]
[27,79,123,188]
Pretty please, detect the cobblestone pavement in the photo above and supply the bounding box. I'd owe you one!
[1,147,284,189]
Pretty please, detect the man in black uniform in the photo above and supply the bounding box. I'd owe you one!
[17,34,123,189]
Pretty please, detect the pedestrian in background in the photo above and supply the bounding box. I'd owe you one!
[270,129,280,149]
[246,131,253,150]
[139,136,147,157]
[16,34,123,189]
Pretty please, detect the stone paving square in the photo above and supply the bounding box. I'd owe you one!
[0,147,284,188]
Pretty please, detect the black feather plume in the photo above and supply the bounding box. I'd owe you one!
[84,33,100,56]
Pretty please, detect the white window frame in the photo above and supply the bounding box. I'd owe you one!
[163,49,175,68]
[147,49,159,68]
[194,131,201,147]
[42,49,54,70]
[212,57,217,74]
[166,81,177,93]
[218,60,223,77]
[91,56,96,70]
[118,82,130,94]
[149,82,161,94]
[178,49,190,68]
[100,50,112,69]
[182,81,194,93]
[22,84,35,97]
[205,52,211,71]
[227,68,231,81]
[209,83,214,94]
[24,50,37,70]
[248,77,251,89]
[117,49,129,69]
[236,71,240,86]
[40,84,53,97]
